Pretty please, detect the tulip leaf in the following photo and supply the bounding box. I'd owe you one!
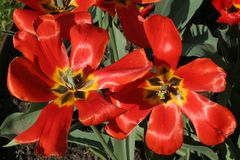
[3,139,18,147]
[68,129,112,151]
[154,0,203,30]
[111,16,128,59]
[0,102,46,140]
[88,148,108,160]
[112,138,128,160]
[126,129,136,160]
[0,110,40,140]
[182,143,218,160]
[182,24,218,57]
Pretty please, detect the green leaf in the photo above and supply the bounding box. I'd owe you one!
[111,17,128,59]
[112,138,127,160]
[89,148,108,160]
[3,139,18,147]
[182,143,218,160]
[135,125,144,141]
[68,129,112,151]
[126,129,136,160]
[0,102,46,140]
[112,129,136,160]
[182,24,218,57]
[154,0,203,30]
[0,110,40,140]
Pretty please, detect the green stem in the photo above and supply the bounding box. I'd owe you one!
[0,30,15,36]
[96,8,103,28]
[108,16,119,62]
[90,126,118,160]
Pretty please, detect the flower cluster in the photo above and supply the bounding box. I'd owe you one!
[5,0,237,157]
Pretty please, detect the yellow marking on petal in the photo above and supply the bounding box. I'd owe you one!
[40,0,78,13]
[52,67,70,85]
[233,2,240,9]
[54,91,75,107]
[143,66,187,107]
[80,74,98,91]
[137,6,144,11]
[72,69,83,77]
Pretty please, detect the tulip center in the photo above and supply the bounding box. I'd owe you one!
[51,68,96,106]
[143,66,187,106]
[41,0,78,13]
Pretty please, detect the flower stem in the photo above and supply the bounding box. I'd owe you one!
[108,16,120,62]
[96,8,103,28]
[90,125,118,160]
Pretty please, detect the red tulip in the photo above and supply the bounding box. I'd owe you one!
[94,0,159,48]
[8,14,152,156]
[212,0,240,25]
[13,0,95,38]
[105,14,237,155]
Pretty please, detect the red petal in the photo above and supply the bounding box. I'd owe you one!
[92,48,152,89]
[75,91,125,126]
[15,103,73,156]
[95,0,116,16]
[13,9,42,34]
[212,0,240,25]
[13,31,42,63]
[217,11,240,25]
[70,24,109,72]
[132,0,160,3]
[34,15,69,78]
[74,0,96,12]
[7,57,57,102]
[108,88,153,134]
[18,0,45,11]
[175,58,226,92]
[105,121,128,139]
[117,4,150,48]
[144,14,182,69]
[180,91,236,146]
[56,12,92,39]
[145,104,183,155]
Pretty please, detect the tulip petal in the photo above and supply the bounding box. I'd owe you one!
[18,0,45,11]
[105,121,129,139]
[13,9,42,35]
[75,91,125,126]
[107,88,153,135]
[117,4,150,48]
[7,57,56,102]
[95,0,116,16]
[145,104,183,155]
[175,58,226,92]
[144,14,182,69]
[70,24,109,72]
[75,0,96,12]
[15,103,73,156]
[132,0,160,3]
[56,12,92,39]
[34,15,69,78]
[180,91,236,146]
[13,31,42,63]
[92,49,152,90]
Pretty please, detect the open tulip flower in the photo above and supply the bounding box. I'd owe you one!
[13,0,95,38]
[7,14,152,156]
[105,14,237,155]
[212,0,240,25]
[94,0,159,48]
